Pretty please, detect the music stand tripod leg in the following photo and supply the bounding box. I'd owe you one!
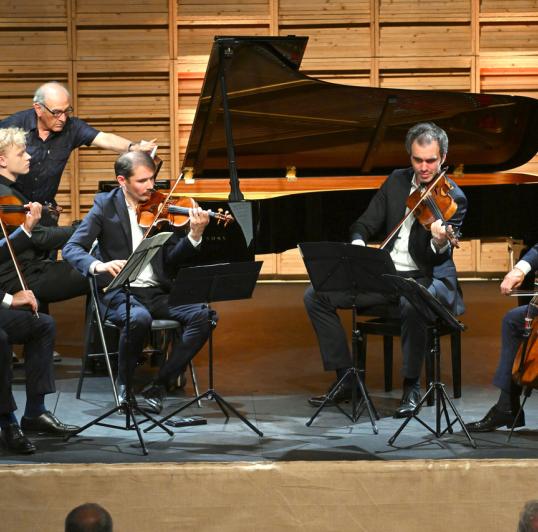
[507,387,531,442]
[146,306,263,437]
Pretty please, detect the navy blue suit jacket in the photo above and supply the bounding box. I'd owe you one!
[521,244,538,272]
[62,187,200,291]
[349,167,467,315]
[0,226,34,302]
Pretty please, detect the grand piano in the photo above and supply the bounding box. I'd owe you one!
[173,35,538,262]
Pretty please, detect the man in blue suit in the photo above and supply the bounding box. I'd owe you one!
[63,151,214,414]
[0,203,79,455]
[465,245,538,432]
[304,122,467,418]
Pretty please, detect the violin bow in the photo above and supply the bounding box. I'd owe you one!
[141,172,183,240]
[0,218,39,318]
[379,166,449,250]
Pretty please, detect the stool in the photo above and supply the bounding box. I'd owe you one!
[356,317,462,401]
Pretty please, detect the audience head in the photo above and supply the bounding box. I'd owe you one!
[65,502,113,532]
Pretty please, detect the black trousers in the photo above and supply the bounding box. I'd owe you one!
[103,286,216,385]
[304,275,446,381]
[3,261,90,305]
[0,309,56,414]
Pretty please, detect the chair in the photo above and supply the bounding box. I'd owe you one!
[355,305,462,403]
[76,275,200,403]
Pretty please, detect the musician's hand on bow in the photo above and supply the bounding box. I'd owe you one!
[95,259,127,278]
[430,219,450,248]
[23,202,42,233]
[12,289,38,313]
[500,267,526,295]
[188,206,210,242]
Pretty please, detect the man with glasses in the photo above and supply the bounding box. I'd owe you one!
[0,81,157,225]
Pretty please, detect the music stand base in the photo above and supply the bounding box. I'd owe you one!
[306,368,380,434]
[388,382,476,448]
[65,401,174,456]
[145,388,263,437]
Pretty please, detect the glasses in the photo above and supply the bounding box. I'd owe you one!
[40,103,73,118]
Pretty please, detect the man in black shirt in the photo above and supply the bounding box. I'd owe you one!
[0,81,157,221]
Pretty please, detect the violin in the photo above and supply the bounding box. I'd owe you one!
[512,295,538,387]
[136,189,234,232]
[0,194,62,227]
[380,167,461,249]
[0,195,44,318]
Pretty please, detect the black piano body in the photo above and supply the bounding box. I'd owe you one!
[175,36,538,261]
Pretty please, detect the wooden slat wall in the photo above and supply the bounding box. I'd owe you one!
[0,0,536,223]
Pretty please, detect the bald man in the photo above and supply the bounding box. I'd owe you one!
[0,81,157,223]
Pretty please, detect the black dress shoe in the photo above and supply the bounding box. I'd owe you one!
[394,386,421,418]
[465,405,525,433]
[1,423,36,454]
[20,411,80,436]
[308,382,360,407]
[141,384,166,415]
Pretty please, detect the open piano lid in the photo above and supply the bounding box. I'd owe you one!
[183,36,538,180]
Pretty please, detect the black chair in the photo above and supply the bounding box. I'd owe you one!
[355,305,462,403]
[77,275,200,404]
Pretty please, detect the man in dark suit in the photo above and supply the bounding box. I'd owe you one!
[465,245,538,432]
[304,122,467,418]
[0,127,88,304]
[0,202,79,455]
[62,151,214,414]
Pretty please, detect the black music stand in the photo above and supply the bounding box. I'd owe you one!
[65,232,175,456]
[383,274,476,448]
[300,242,399,434]
[145,261,264,437]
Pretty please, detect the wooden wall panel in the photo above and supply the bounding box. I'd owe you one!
[480,1,538,16]
[379,58,473,91]
[379,0,471,22]
[379,24,472,57]
[74,0,169,60]
[74,60,171,213]
[278,0,370,25]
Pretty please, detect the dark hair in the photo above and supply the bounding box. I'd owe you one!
[65,503,113,532]
[405,122,448,158]
[114,151,155,180]
[518,500,538,532]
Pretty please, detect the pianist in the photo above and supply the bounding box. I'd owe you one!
[304,122,467,418]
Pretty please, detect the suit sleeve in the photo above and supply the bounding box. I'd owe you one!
[520,244,538,272]
[62,198,105,277]
[0,226,33,262]
[349,177,390,242]
[29,224,75,251]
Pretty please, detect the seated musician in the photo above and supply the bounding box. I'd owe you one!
[465,251,538,432]
[0,203,79,455]
[0,127,89,305]
[304,122,467,418]
[62,151,215,414]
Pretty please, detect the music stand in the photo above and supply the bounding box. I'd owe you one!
[144,261,264,437]
[65,232,175,456]
[300,242,399,433]
[382,274,476,448]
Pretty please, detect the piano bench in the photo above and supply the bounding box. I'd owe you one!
[355,317,462,402]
